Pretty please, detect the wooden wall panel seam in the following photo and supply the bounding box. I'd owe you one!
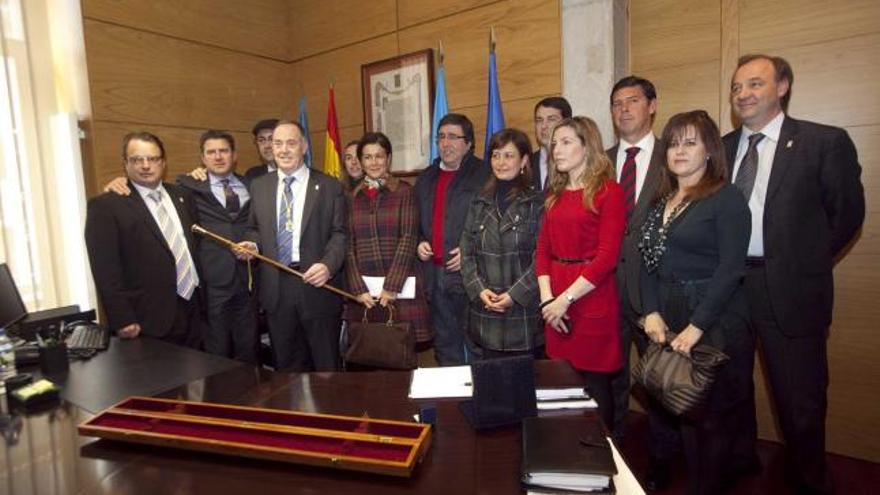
[92,118,254,134]
[451,93,563,112]
[82,17,290,63]
[397,0,508,31]
[287,30,401,64]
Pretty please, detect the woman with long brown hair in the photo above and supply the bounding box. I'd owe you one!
[639,110,751,494]
[535,116,626,429]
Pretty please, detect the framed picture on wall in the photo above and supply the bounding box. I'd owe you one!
[361,49,434,176]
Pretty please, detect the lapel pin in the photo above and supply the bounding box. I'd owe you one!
[315,184,320,190]
[786,140,793,148]
[178,197,184,203]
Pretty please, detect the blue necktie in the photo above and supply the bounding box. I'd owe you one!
[277,176,295,263]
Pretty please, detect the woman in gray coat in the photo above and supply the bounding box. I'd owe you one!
[460,129,545,360]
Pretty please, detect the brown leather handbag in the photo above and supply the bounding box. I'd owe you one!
[632,331,729,416]
[343,304,417,370]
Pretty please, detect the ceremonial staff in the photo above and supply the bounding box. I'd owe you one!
[191,224,360,303]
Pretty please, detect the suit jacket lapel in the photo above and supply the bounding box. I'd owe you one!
[724,129,741,178]
[633,144,664,219]
[125,182,172,257]
[300,172,319,238]
[166,185,198,252]
[765,117,798,204]
[263,172,279,239]
[195,177,223,208]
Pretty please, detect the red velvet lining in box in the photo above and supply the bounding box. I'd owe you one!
[91,412,411,462]
[117,398,421,439]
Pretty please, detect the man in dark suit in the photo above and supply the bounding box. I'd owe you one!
[243,118,279,181]
[237,121,346,372]
[531,97,571,191]
[85,132,205,348]
[178,130,257,363]
[414,113,488,365]
[605,76,678,491]
[725,54,864,494]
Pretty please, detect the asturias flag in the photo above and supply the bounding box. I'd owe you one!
[323,87,342,179]
[430,63,449,165]
[483,49,505,160]
[298,97,314,168]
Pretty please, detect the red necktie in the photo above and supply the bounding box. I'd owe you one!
[620,146,640,219]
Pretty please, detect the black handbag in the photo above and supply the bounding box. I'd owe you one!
[632,331,729,416]
[343,304,417,370]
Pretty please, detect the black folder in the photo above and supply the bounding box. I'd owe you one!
[459,354,537,430]
[521,416,617,494]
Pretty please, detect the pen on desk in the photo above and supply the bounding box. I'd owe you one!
[579,437,610,449]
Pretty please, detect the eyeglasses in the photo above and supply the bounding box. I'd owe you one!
[126,155,163,165]
[436,133,466,142]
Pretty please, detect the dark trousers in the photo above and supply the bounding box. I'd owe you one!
[581,370,615,433]
[680,398,751,495]
[266,272,341,372]
[745,265,831,493]
[610,307,636,439]
[611,300,681,459]
[204,281,258,364]
[428,269,469,366]
[162,292,207,350]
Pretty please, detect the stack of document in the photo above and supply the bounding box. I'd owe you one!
[536,387,598,411]
[522,416,617,494]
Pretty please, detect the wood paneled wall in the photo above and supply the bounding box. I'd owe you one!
[631,0,880,462]
[81,0,293,193]
[83,0,560,190]
[287,0,561,168]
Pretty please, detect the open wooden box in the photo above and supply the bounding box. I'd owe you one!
[78,396,432,477]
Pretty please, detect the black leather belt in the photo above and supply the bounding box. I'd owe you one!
[745,257,765,267]
[553,256,590,264]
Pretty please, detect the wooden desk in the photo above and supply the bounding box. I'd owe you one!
[2,338,590,494]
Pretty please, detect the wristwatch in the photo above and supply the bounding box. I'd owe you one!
[564,292,575,304]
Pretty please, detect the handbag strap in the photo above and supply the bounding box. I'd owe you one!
[361,303,396,325]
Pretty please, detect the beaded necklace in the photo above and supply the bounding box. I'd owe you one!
[638,193,690,273]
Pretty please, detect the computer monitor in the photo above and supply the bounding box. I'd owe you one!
[0,263,28,330]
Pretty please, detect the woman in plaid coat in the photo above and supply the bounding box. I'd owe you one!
[460,129,544,359]
[344,132,431,344]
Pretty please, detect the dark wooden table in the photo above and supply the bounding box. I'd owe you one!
[1,337,589,495]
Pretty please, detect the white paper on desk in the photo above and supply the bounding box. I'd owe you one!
[362,276,416,299]
[408,365,473,399]
[609,436,646,495]
[536,387,590,401]
[536,399,598,410]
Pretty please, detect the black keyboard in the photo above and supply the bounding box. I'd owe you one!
[64,323,110,351]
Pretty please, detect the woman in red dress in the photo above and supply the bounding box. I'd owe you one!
[536,116,626,428]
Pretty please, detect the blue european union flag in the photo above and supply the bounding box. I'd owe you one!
[483,51,505,160]
[298,97,314,168]
[430,64,449,166]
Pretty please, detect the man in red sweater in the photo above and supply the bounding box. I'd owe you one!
[414,114,489,365]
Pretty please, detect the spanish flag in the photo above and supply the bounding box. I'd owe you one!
[322,87,343,179]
